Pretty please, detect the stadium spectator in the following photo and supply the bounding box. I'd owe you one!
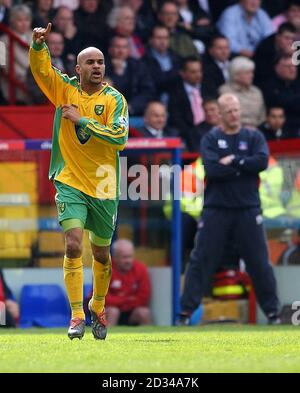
[118,0,156,42]
[254,22,296,85]
[157,1,199,58]
[32,0,55,28]
[142,25,181,103]
[0,0,10,26]
[106,35,155,116]
[168,57,210,151]
[202,34,231,99]
[261,55,300,136]
[107,5,145,59]
[278,228,300,265]
[105,239,152,326]
[259,156,286,219]
[0,269,19,328]
[217,0,274,57]
[197,99,222,140]
[178,93,281,326]
[273,0,300,39]
[175,0,217,46]
[52,6,81,57]
[258,107,291,140]
[74,0,112,54]
[219,56,266,129]
[139,101,173,138]
[0,4,33,104]
[53,0,79,10]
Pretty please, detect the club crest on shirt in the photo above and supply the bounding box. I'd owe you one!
[239,141,248,151]
[94,105,104,115]
[57,202,65,214]
[75,125,91,144]
[218,139,228,149]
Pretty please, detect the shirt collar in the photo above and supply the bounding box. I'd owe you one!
[146,126,163,138]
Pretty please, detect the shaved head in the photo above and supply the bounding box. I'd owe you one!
[75,46,106,93]
[218,93,240,111]
[77,47,103,65]
[218,94,241,133]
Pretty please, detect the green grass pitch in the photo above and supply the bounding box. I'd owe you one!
[1,325,300,373]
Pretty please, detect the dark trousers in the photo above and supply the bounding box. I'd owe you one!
[181,208,279,318]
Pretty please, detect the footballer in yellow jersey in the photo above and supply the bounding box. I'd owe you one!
[30,23,129,340]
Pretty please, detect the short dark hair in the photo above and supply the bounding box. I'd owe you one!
[181,56,201,71]
[207,34,228,49]
[158,0,177,13]
[278,22,297,35]
[287,0,300,9]
[274,54,293,66]
[266,107,285,116]
[150,24,169,37]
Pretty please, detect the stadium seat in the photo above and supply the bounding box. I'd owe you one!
[20,284,70,328]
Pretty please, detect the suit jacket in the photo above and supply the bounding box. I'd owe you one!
[168,80,210,151]
[106,58,156,116]
[202,54,227,98]
[142,48,181,99]
[138,125,178,138]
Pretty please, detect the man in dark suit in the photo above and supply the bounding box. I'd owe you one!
[168,56,210,151]
[142,25,181,103]
[261,55,300,136]
[202,34,231,98]
[106,35,155,116]
[254,22,296,86]
[139,101,174,138]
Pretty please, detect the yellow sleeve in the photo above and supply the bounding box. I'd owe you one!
[79,94,129,151]
[29,42,77,107]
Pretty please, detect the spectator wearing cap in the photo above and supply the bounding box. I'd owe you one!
[217,0,274,58]
[219,56,266,129]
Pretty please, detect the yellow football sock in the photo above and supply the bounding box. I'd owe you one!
[63,256,85,320]
[91,256,112,314]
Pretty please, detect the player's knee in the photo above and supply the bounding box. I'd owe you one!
[93,248,110,264]
[65,238,82,258]
[134,307,152,325]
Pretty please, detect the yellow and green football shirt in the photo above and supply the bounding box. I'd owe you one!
[29,42,128,199]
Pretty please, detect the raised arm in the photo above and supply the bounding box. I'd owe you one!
[29,23,77,106]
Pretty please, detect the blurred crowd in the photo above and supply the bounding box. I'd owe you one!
[1,0,300,150]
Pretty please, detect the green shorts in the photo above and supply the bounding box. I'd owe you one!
[54,181,118,246]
